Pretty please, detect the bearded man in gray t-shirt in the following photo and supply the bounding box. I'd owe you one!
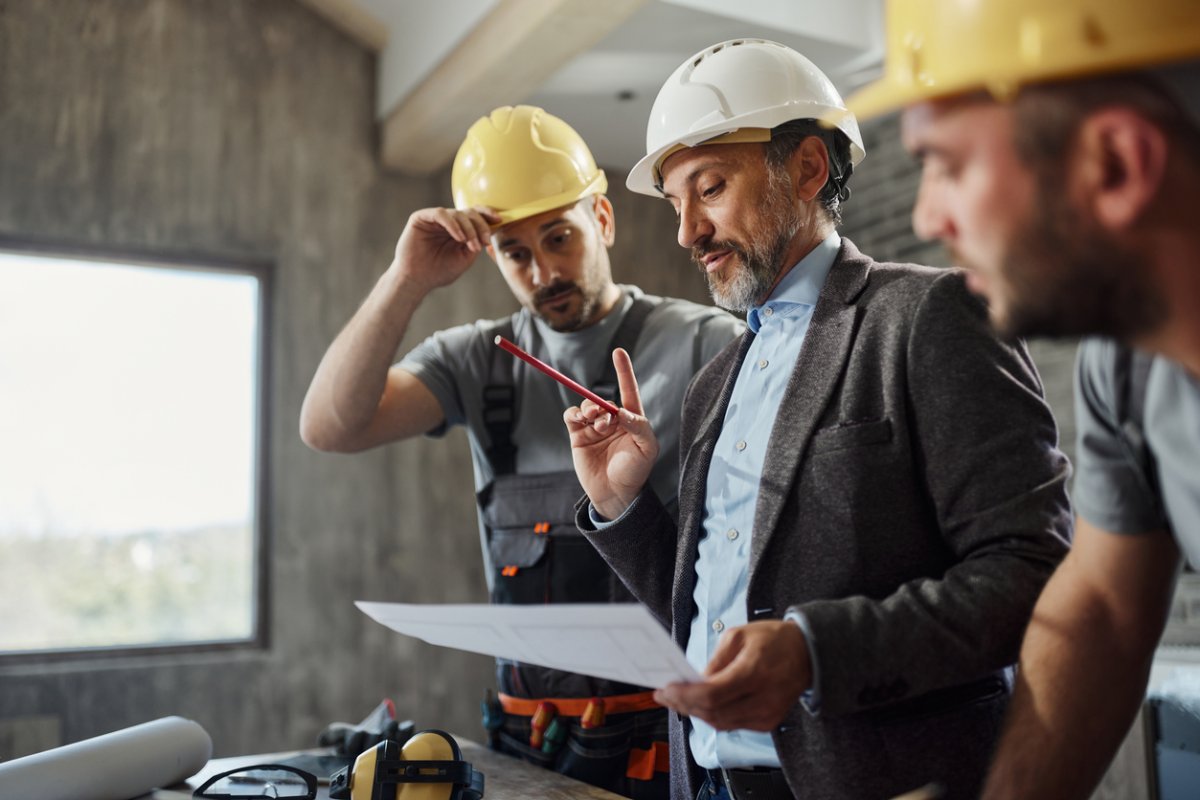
[300,105,742,798]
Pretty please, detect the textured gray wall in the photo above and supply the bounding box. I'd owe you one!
[0,0,485,758]
[0,0,712,761]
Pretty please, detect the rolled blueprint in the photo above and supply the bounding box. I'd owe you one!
[0,715,212,800]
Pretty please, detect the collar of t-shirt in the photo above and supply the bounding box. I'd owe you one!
[531,285,637,381]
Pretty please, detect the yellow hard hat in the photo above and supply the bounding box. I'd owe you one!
[848,0,1200,120]
[451,105,608,226]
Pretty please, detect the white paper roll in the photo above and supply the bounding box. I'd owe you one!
[0,715,212,800]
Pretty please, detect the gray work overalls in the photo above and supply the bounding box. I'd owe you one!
[477,297,669,800]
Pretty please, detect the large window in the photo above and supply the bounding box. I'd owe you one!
[0,245,269,657]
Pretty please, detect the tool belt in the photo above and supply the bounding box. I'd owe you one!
[487,690,669,799]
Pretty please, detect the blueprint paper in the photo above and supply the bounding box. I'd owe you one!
[355,602,700,688]
[0,716,211,800]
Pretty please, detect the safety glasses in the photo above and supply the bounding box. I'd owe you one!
[192,763,318,799]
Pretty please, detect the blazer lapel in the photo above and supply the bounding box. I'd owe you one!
[750,243,871,575]
[681,332,755,490]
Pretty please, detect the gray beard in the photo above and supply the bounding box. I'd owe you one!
[706,242,786,313]
[701,169,802,314]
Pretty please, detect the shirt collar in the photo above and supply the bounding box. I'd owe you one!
[746,232,841,332]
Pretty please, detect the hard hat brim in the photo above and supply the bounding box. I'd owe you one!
[626,147,670,197]
[627,110,867,197]
[849,47,1200,122]
[487,172,609,228]
[846,76,955,122]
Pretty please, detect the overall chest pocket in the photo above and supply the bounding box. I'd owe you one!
[479,471,633,606]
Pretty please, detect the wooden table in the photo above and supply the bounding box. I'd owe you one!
[147,737,625,800]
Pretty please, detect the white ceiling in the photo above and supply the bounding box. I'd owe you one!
[333,0,885,173]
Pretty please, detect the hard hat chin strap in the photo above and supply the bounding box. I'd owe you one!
[829,155,854,204]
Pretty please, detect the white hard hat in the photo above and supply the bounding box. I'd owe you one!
[627,38,866,197]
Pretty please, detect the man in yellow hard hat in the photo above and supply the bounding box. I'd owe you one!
[300,105,743,797]
[847,2,1200,798]
[565,39,1072,800]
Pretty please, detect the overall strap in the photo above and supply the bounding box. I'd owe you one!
[482,317,518,475]
[592,295,655,402]
[482,295,656,476]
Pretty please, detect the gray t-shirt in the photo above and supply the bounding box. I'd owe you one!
[1074,338,1200,566]
[399,284,745,516]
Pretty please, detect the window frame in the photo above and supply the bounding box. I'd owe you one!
[0,234,273,664]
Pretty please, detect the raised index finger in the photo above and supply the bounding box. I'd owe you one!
[612,347,644,417]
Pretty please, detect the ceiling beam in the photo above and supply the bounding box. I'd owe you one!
[380,0,649,175]
[296,0,388,52]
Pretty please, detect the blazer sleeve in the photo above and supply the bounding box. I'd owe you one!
[575,487,678,630]
[796,270,1073,715]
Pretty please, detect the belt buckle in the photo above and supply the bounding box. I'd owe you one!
[719,767,790,800]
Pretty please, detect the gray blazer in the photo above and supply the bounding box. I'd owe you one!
[577,240,1072,800]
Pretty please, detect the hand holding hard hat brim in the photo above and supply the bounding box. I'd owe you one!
[846,0,1200,121]
[390,206,501,297]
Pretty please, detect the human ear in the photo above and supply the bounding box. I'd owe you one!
[1074,108,1168,230]
[592,194,616,247]
[791,136,832,203]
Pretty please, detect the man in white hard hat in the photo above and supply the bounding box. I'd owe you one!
[846,1,1200,798]
[301,105,743,797]
[564,39,1072,800]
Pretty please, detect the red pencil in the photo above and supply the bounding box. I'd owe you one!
[493,335,621,416]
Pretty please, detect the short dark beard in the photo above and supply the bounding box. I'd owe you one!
[995,180,1165,341]
[997,77,1178,340]
[692,166,802,313]
[533,280,585,332]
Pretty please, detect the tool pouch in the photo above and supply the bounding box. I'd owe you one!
[478,468,654,696]
[480,469,633,607]
[494,704,669,799]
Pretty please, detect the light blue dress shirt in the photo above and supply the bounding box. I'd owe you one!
[686,232,839,769]
[589,233,840,769]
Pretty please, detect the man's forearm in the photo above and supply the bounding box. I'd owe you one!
[982,619,1152,798]
[981,561,1164,799]
[300,266,427,446]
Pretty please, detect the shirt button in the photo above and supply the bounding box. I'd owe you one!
[735,440,747,451]
[726,528,739,541]
[758,359,768,369]
[712,619,725,633]
[762,307,774,317]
